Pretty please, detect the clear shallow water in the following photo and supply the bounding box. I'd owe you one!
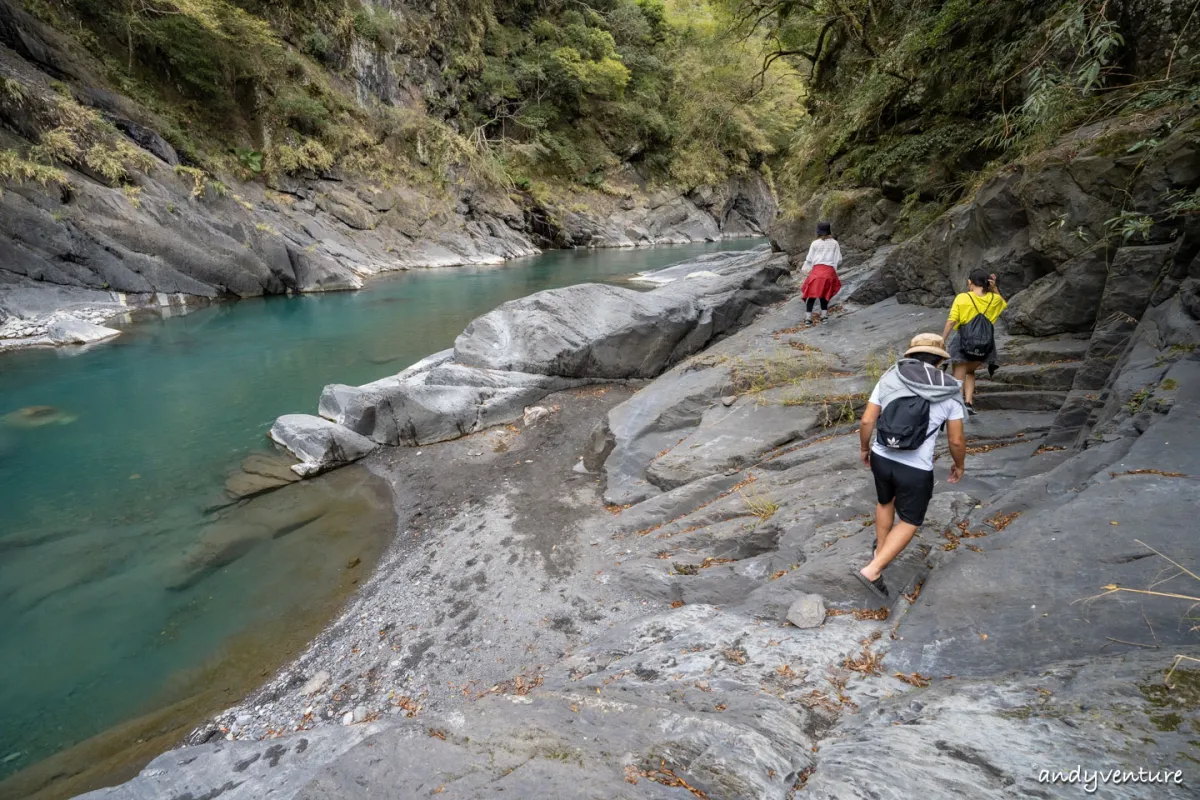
[0,239,762,790]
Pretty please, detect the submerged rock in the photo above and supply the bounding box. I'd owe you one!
[47,317,121,345]
[2,405,77,428]
[224,452,303,499]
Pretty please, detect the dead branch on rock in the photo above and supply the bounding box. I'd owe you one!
[1109,469,1187,478]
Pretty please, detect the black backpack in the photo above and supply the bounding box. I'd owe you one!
[958,294,996,361]
[876,395,937,451]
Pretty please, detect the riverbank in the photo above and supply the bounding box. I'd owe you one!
[84,246,1200,797]
[0,240,766,800]
[0,192,772,355]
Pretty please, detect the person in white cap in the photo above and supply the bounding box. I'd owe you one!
[853,333,967,602]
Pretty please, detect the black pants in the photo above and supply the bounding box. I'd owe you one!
[806,297,829,312]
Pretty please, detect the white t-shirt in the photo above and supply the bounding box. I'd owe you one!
[868,384,964,472]
[802,238,842,271]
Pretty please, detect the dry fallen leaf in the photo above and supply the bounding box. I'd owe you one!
[979,633,988,641]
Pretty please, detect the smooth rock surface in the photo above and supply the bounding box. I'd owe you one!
[46,316,121,344]
[454,250,788,378]
[269,415,377,477]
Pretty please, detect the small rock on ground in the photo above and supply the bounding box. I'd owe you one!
[786,594,826,629]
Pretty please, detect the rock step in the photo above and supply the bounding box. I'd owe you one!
[973,390,1068,412]
[976,362,1080,392]
[1000,334,1092,364]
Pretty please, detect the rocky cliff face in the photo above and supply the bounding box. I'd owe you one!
[0,0,778,347]
[775,109,1200,443]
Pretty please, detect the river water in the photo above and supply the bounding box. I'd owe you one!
[0,239,762,794]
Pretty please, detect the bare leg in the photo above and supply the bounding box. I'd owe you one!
[861,519,919,581]
[963,362,980,404]
[953,362,981,404]
[874,501,894,555]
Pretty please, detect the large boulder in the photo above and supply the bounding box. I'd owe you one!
[1006,250,1108,336]
[454,251,789,379]
[286,246,363,292]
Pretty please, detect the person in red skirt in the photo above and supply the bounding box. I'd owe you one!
[800,221,842,325]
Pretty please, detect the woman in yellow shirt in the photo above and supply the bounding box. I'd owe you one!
[941,269,1007,415]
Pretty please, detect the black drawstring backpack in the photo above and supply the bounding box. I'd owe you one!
[959,294,996,362]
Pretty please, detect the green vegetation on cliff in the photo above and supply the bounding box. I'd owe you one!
[5,0,800,196]
[5,0,1198,227]
[718,0,1200,215]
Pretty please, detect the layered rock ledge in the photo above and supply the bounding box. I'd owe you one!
[270,247,789,475]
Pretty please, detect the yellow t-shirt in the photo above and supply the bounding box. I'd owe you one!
[948,291,1007,329]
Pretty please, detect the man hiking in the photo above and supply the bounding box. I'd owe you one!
[854,334,967,602]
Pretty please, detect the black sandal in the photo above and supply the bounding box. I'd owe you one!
[852,569,891,603]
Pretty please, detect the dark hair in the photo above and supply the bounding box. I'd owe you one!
[968,269,991,291]
[909,351,945,367]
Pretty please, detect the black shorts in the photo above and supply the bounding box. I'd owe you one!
[870,453,935,526]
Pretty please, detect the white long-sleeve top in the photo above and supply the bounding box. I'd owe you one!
[802,238,842,271]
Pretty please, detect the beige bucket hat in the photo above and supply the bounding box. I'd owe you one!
[904,333,951,360]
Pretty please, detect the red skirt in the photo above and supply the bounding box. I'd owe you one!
[801,263,841,301]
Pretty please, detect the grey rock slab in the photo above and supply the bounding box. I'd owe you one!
[610,472,748,537]
[644,391,821,491]
[739,491,976,619]
[602,363,735,506]
[783,298,947,371]
[786,593,827,628]
[806,649,1200,800]
[959,410,1058,441]
[978,362,1080,391]
[972,390,1068,412]
[888,433,1199,678]
[296,688,802,800]
[454,250,787,379]
[269,414,377,477]
[76,721,383,800]
[46,316,121,344]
